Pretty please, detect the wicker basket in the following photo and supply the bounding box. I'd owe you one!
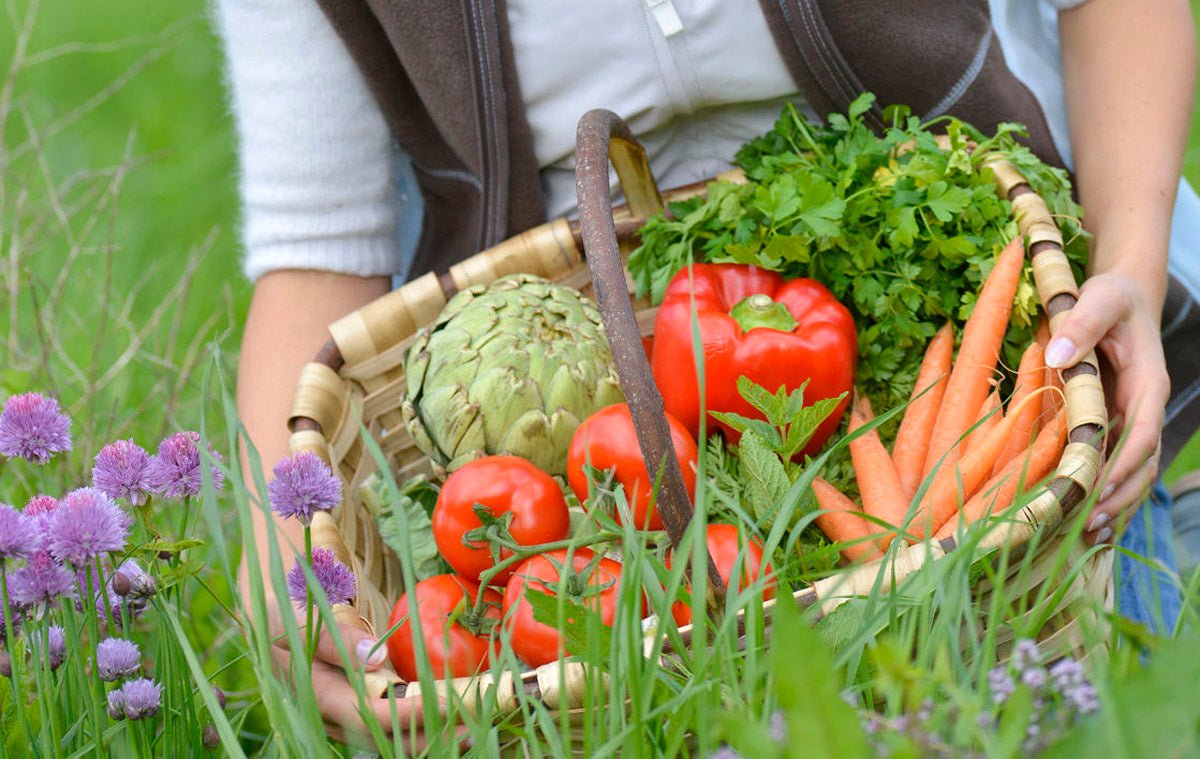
[287,110,1113,711]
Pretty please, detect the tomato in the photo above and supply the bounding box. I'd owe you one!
[432,455,570,584]
[566,404,698,530]
[671,524,776,627]
[502,548,629,667]
[386,574,501,681]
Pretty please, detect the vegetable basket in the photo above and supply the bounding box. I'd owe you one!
[287,110,1113,720]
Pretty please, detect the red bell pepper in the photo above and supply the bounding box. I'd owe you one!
[650,263,856,456]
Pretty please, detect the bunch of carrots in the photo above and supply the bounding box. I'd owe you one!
[813,238,1068,563]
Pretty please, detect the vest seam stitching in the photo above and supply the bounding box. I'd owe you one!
[921,29,992,121]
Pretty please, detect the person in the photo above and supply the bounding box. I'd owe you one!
[217,0,1197,743]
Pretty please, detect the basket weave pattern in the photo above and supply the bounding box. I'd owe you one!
[287,111,1113,706]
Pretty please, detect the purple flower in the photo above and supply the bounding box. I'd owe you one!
[112,559,155,599]
[287,547,356,606]
[96,637,141,681]
[8,551,76,607]
[24,495,58,518]
[44,626,66,670]
[0,504,37,560]
[0,393,72,464]
[107,688,126,720]
[92,439,152,506]
[1049,658,1100,715]
[987,665,1015,705]
[268,452,342,526]
[77,564,121,624]
[1011,639,1042,674]
[0,605,20,642]
[120,677,161,720]
[1020,666,1048,692]
[47,488,130,565]
[145,431,224,499]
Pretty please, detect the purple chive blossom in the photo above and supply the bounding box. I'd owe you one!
[112,559,155,599]
[268,452,342,525]
[23,495,58,551]
[47,488,130,566]
[0,504,37,561]
[107,688,126,721]
[8,551,76,607]
[145,431,224,499]
[96,637,141,681]
[1020,666,1048,691]
[987,665,1015,705]
[92,439,152,506]
[44,626,66,670]
[1011,639,1042,674]
[287,547,356,606]
[120,678,161,720]
[1049,658,1100,715]
[0,393,72,464]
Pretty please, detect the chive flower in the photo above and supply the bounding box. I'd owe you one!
[107,688,126,720]
[119,678,162,720]
[286,547,356,607]
[145,431,224,499]
[8,551,76,607]
[0,392,72,464]
[47,488,130,566]
[44,625,66,670]
[96,637,141,681]
[0,504,36,561]
[92,439,152,506]
[268,451,342,525]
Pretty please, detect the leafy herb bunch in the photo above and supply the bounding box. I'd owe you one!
[628,93,1087,415]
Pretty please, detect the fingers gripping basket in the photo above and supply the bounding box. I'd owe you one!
[287,110,1113,709]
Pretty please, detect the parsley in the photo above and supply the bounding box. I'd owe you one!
[628,94,1087,419]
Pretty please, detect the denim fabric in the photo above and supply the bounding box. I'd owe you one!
[1116,483,1183,635]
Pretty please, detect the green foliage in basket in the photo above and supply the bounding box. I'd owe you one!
[628,93,1088,414]
[362,474,448,582]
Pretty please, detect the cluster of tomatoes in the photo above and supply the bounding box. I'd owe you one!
[384,403,776,681]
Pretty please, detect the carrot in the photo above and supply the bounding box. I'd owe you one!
[993,342,1045,474]
[848,395,907,548]
[962,389,1002,455]
[911,390,1045,540]
[922,238,1026,480]
[893,323,954,499]
[935,407,1067,539]
[1035,315,1051,352]
[1040,364,1064,432]
[811,477,883,563]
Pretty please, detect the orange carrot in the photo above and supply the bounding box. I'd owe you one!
[1040,364,1064,432]
[963,390,1002,455]
[911,390,1045,540]
[811,477,883,563]
[994,342,1046,474]
[922,238,1026,480]
[935,407,1067,539]
[893,323,954,499]
[848,396,908,548]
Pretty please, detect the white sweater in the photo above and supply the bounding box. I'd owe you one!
[217,0,1095,283]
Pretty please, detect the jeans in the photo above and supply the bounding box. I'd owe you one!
[1116,483,1183,635]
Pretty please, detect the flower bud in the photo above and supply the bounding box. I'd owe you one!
[0,649,11,678]
[212,685,227,711]
[112,571,133,597]
[202,723,220,750]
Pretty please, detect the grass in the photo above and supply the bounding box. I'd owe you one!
[2,0,1200,755]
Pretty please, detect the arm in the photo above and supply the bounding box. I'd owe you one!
[1051,0,1196,541]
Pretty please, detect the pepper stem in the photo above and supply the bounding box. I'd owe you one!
[729,293,797,333]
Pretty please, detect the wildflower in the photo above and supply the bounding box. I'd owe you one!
[23,495,59,551]
[767,711,787,742]
[111,559,155,599]
[987,665,1015,705]
[1049,658,1100,715]
[44,626,65,670]
[0,649,11,678]
[0,393,72,464]
[0,504,36,561]
[202,723,221,750]
[268,452,342,525]
[1020,666,1048,692]
[1011,639,1042,674]
[8,551,76,607]
[47,488,130,565]
[287,547,356,606]
[92,439,152,506]
[120,677,162,719]
[96,637,141,681]
[212,685,227,711]
[107,688,126,720]
[145,431,224,499]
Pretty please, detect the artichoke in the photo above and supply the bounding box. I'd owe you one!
[402,274,624,476]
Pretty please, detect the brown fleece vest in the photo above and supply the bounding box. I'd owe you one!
[313,0,1064,275]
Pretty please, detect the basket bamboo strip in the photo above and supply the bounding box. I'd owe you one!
[285,111,1112,714]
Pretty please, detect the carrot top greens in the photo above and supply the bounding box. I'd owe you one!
[627,93,1087,413]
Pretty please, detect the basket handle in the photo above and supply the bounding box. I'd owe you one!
[574,109,727,616]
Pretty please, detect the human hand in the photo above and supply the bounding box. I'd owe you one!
[1043,272,1169,545]
[265,595,460,750]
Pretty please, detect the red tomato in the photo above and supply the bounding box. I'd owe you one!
[671,524,776,627]
[432,455,570,584]
[566,404,698,530]
[502,548,628,667]
[386,574,501,681]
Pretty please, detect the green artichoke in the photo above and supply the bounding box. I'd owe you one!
[402,274,624,476]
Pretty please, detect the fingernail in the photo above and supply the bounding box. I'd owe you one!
[1045,337,1076,368]
[1100,484,1116,502]
[1095,527,1113,545]
[1087,512,1110,532]
[356,639,386,666]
